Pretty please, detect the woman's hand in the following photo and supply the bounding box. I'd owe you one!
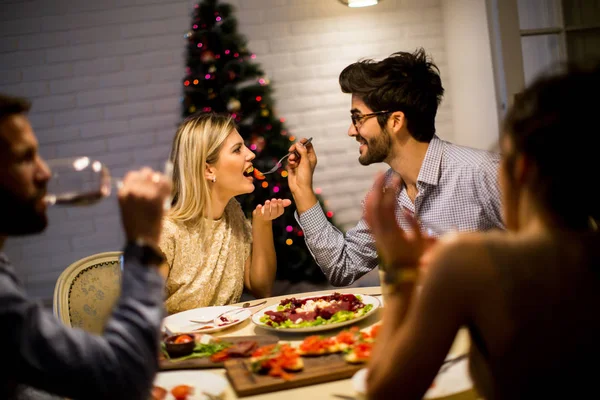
[252,198,292,223]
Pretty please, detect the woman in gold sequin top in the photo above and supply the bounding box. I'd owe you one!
[159,113,291,314]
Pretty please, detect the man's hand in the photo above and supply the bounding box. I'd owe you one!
[286,137,318,213]
[252,198,292,224]
[118,167,172,247]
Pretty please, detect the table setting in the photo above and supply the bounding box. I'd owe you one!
[152,286,477,400]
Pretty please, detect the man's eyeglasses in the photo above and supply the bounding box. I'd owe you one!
[351,110,393,130]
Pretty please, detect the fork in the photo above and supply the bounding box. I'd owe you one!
[189,300,268,324]
[259,137,313,176]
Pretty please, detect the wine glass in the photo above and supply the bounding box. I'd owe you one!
[43,156,173,209]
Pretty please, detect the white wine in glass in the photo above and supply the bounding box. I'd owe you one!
[43,156,173,209]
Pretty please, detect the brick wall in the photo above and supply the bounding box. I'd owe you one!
[0,0,454,301]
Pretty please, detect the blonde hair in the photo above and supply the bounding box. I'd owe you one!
[168,112,236,224]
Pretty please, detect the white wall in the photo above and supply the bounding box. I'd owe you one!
[441,0,500,151]
[0,0,458,301]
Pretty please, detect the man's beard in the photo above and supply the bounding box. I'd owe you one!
[358,129,391,166]
[0,185,48,236]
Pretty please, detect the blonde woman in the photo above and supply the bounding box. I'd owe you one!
[159,112,291,314]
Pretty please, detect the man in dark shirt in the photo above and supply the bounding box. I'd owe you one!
[0,93,172,400]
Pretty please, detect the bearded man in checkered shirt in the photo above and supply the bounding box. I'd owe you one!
[286,48,504,286]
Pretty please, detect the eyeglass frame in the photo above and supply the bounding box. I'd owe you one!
[351,110,397,130]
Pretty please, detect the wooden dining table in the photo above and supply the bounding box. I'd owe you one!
[181,286,477,400]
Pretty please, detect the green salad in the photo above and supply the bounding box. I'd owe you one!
[260,298,374,329]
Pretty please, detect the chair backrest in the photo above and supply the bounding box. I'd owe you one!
[53,251,123,334]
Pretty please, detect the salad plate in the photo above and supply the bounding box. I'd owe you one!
[163,305,251,334]
[252,292,380,333]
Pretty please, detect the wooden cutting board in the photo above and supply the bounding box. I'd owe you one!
[225,353,364,397]
[159,335,279,371]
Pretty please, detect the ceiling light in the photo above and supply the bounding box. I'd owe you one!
[338,0,380,7]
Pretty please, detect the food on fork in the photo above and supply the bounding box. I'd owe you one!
[253,167,265,180]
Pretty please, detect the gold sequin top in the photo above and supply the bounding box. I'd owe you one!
[159,199,252,315]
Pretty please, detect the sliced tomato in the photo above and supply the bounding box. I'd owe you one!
[171,384,193,400]
[173,335,193,344]
[299,335,335,353]
[209,349,230,363]
[151,386,167,400]
[353,342,373,360]
[370,324,381,339]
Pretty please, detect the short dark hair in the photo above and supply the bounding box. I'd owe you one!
[339,48,444,142]
[502,63,600,229]
[0,93,31,121]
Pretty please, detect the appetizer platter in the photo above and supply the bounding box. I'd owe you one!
[159,333,279,370]
[252,292,380,333]
[225,324,381,397]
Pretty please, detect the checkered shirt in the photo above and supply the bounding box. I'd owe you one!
[295,135,504,286]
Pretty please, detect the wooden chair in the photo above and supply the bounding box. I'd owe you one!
[53,251,123,334]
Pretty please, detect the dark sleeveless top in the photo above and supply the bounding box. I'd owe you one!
[467,232,600,399]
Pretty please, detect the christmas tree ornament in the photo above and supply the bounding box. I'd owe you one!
[201,50,215,63]
[227,98,241,112]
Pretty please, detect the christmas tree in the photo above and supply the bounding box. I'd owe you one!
[182,0,338,283]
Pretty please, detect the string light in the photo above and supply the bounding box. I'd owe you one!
[184,80,190,86]
[326,211,334,218]
[225,49,231,55]
[281,171,288,177]
[193,79,199,85]
[286,239,293,245]
[298,230,304,237]
[261,181,268,188]
[273,186,280,193]
[197,43,203,48]
[286,225,293,232]
[205,74,211,79]
[256,96,262,102]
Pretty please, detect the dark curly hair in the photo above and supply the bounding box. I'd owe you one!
[0,93,31,121]
[502,63,600,229]
[339,48,444,142]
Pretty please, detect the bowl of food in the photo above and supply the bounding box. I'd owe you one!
[164,334,195,358]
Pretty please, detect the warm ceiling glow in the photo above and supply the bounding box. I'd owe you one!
[346,0,379,7]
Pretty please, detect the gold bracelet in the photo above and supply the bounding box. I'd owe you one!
[383,269,419,284]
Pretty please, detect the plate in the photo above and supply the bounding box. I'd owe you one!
[153,370,227,399]
[351,356,475,399]
[163,305,251,334]
[251,293,380,333]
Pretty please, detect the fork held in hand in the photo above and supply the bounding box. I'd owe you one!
[260,137,313,176]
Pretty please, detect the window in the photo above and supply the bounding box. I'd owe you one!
[518,0,600,85]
